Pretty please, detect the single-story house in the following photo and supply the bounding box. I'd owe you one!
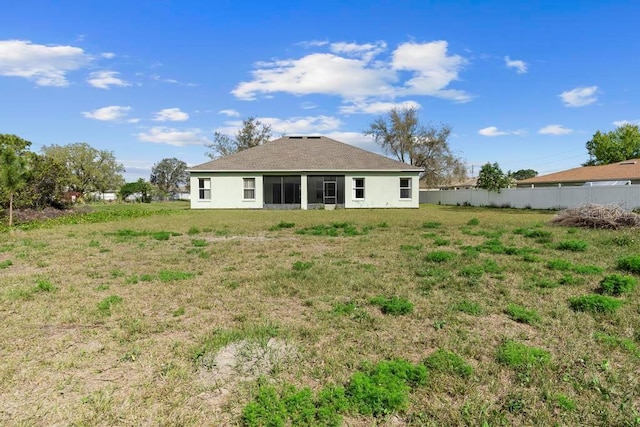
[517,159,640,188]
[187,135,423,209]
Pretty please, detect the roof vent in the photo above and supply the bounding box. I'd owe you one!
[307,136,321,139]
[288,136,303,139]
[620,161,637,165]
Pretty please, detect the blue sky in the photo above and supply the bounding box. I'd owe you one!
[1,0,639,181]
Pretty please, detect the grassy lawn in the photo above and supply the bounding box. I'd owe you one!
[1,203,640,425]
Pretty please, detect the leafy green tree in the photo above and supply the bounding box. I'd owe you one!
[119,178,152,202]
[0,146,29,226]
[17,153,72,209]
[476,162,512,192]
[206,116,272,159]
[584,124,640,166]
[41,142,125,195]
[150,157,188,199]
[509,169,538,181]
[364,107,467,188]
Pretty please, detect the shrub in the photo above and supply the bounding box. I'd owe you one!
[424,349,473,377]
[505,304,541,325]
[568,294,623,314]
[555,239,588,252]
[370,296,414,316]
[617,255,640,274]
[599,274,637,296]
[346,359,427,416]
[424,251,456,263]
[496,340,551,369]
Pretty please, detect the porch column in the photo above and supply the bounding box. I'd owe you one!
[300,174,308,210]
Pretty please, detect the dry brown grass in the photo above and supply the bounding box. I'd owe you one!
[1,204,639,425]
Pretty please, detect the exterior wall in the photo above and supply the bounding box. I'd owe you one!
[344,172,420,209]
[420,185,640,211]
[190,171,421,209]
[190,172,263,209]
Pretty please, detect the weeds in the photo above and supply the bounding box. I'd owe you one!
[97,295,123,314]
[269,221,296,231]
[158,270,196,282]
[568,294,623,314]
[424,251,456,263]
[453,299,484,316]
[599,274,637,296]
[370,296,414,315]
[555,239,588,252]
[424,349,473,377]
[0,259,13,269]
[505,303,541,325]
[617,255,640,274]
[497,340,551,369]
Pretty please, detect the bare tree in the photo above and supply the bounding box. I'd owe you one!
[364,107,467,187]
[206,116,272,159]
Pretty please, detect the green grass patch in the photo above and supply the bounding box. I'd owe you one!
[546,258,603,274]
[616,255,640,274]
[496,340,551,369]
[466,218,480,226]
[296,222,369,237]
[424,349,473,377]
[594,332,640,358]
[35,279,56,292]
[555,239,588,252]
[346,359,427,417]
[269,221,296,231]
[187,226,200,235]
[568,294,623,314]
[292,261,313,271]
[158,270,196,282]
[505,303,541,325]
[452,299,484,316]
[424,250,456,263]
[191,239,208,247]
[422,221,442,229]
[599,274,637,296]
[97,295,123,314]
[370,296,414,316]
[0,259,13,269]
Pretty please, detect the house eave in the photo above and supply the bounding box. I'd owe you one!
[187,168,423,173]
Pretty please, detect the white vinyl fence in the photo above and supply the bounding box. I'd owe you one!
[420,185,640,210]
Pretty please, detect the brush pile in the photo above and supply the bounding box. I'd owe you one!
[551,204,640,229]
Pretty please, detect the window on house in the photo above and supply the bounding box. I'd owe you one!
[353,178,365,199]
[243,178,256,200]
[400,178,412,199]
[198,178,211,200]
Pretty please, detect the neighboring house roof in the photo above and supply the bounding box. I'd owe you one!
[188,136,423,172]
[424,177,477,190]
[518,159,640,185]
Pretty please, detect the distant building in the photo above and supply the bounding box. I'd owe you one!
[517,159,640,188]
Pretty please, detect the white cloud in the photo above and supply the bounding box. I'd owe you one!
[538,124,573,135]
[219,109,240,117]
[217,115,342,137]
[613,119,640,127]
[82,105,132,121]
[504,56,527,74]
[232,40,469,103]
[87,70,130,89]
[137,127,210,146]
[330,41,387,61]
[478,126,525,137]
[559,86,598,107]
[392,41,470,102]
[340,100,421,114]
[0,39,90,86]
[101,52,116,59]
[153,107,189,122]
[297,40,329,48]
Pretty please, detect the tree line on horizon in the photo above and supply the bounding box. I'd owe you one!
[0,134,189,226]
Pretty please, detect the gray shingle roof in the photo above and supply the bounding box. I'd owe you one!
[188,136,423,172]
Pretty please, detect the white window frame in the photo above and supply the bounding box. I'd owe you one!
[243,178,256,200]
[198,178,211,200]
[353,177,365,200]
[400,177,412,200]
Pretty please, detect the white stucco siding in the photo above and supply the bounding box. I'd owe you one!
[344,172,420,208]
[190,173,263,209]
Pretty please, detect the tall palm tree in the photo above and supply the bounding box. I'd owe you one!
[0,148,28,226]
